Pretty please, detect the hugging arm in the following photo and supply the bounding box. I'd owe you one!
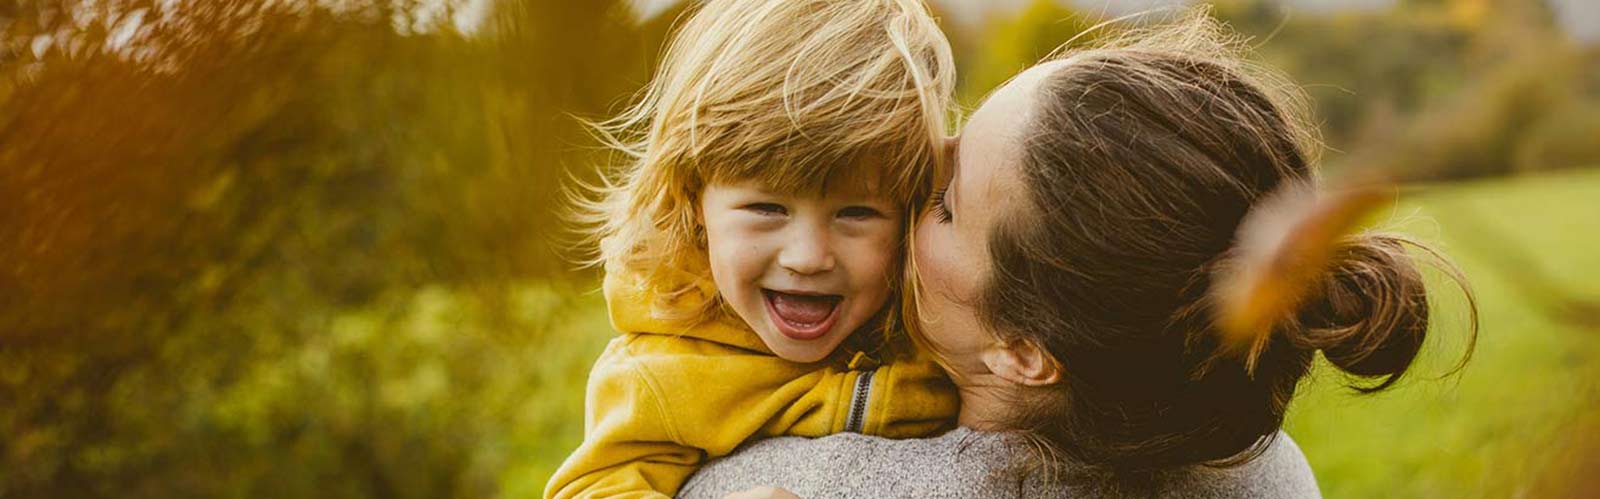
[542,339,706,499]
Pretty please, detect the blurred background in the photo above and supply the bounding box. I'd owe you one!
[2,0,1598,497]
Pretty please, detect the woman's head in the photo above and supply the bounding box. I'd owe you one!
[912,13,1474,472]
[578,0,954,337]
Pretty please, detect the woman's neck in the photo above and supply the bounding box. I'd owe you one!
[953,371,1017,431]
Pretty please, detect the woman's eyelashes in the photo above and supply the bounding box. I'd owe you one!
[929,187,953,223]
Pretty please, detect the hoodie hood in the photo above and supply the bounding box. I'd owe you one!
[603,265,773,355]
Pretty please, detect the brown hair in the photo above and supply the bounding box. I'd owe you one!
[978,12,1477,476]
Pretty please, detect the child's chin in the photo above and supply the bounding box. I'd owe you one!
[767,338,837,364]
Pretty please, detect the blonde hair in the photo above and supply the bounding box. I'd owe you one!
[574,0,954,324]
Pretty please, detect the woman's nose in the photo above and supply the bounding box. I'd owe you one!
[777,232,836,276]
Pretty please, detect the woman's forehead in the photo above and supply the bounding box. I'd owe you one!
[967,60,1064,137]
[958,67,1055,186]
[946,60,1070,230]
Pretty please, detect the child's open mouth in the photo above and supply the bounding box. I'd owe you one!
[762,289,843,341]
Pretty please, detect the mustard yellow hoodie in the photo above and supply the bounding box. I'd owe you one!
[542,268,959,499]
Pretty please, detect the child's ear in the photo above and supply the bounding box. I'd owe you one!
[980,340,1062,386]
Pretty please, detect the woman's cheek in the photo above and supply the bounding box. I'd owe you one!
[912,223,951,294]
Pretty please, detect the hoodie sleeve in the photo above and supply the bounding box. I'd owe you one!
[542,337,703,499]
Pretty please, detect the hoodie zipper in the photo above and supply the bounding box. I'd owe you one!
[843,368,877,433]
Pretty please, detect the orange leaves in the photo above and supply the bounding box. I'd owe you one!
[1211,181,1394,369]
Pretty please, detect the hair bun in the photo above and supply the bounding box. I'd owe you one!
[1291,233,1429,389]
[1210,181,1392,372]
[1209,178,1458,391]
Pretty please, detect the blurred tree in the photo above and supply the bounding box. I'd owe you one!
[1,0,662,497]
[1205,0,1599,179]
[957,0,1101,105]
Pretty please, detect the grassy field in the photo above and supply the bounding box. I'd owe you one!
[533,168,1600,497]
[1285,167,1600,498]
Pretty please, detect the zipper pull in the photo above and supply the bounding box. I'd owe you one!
[847,351,880,370]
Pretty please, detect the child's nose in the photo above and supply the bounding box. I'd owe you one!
[777,234,835,275]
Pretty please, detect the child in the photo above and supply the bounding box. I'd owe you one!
[545,0,960,498]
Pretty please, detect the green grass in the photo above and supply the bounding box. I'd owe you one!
[531,169,1600,497]
[1285,167,1600,498]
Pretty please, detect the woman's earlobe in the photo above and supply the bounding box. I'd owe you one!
[980,341,1062,386]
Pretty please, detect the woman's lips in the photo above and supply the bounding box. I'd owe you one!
[762,289,843,341]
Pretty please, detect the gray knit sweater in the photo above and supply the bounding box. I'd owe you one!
[678,428,1320,499]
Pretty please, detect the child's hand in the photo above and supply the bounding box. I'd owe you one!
[723,486,801,499]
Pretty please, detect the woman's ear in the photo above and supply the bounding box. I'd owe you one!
[980,340,1062,386]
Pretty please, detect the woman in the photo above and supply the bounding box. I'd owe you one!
[679,12,1473,499]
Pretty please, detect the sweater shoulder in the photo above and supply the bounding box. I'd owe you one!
[1146,431,1322,499]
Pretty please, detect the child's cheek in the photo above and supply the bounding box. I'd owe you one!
[863,222,903,298]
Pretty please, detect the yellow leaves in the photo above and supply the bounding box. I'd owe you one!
[1211,181,1393,370]
[186,168,238,211]
[960,0,1098,106]
[1445,0,1491,31]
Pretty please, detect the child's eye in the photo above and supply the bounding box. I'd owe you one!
[742,203,787,216]
[837,206,883,220]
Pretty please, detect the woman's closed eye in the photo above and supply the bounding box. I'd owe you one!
[928,187,953,223]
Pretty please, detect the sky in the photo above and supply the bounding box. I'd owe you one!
[1551,0,1600,42]
[630,0,1391,23]
[629,0,1599,43]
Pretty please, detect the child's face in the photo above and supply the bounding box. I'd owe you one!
[700,174,901,363]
